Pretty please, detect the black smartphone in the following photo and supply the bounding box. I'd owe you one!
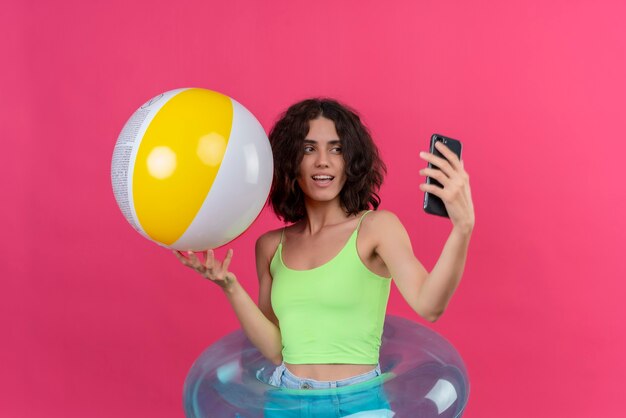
[423,134,463,218]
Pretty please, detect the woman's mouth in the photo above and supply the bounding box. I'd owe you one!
[311,175,334,186]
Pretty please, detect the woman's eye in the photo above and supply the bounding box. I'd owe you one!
[304,146,314,153]
[332,147,342,153]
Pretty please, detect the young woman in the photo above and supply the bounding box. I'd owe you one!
[174,98,474,398]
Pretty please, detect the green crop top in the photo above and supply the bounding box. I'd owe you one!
[270,211,392,365]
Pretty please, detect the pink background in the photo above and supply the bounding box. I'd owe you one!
[2,0,625,417]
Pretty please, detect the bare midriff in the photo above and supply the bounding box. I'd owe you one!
[284,363,377,381]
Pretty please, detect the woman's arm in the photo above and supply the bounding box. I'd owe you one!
[373,141,475,322]
[173,234,283,364]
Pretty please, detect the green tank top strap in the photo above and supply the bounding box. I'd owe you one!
[356,210,372,232]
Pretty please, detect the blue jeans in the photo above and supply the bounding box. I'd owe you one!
[264,364,393,417]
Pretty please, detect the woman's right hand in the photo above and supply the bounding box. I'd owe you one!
[173,249,237,291]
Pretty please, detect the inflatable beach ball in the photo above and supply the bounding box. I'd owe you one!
[111,88,273,251]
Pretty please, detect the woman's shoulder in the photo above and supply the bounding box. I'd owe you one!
[363,209,403,227]
[360,209,406,242]
[255,226,286,260]
[360,209,405,241]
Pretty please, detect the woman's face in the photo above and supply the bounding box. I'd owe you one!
[296,117,347,204]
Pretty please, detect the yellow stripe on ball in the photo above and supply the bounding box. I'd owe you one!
[133,89,233,245]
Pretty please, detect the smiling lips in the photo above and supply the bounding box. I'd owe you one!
[311,174,335,186]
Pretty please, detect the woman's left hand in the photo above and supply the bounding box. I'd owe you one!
[419,141,475,233]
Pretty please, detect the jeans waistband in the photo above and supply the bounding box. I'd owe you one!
[271,363,382,389]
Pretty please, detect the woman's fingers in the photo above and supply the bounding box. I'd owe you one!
[173,248,235,288]
[187,251,202,268]
[419,142,470,194]
[223,249,234,272]
[419,142,467,180]
[420,167,449,186]
[419,151,453,178]
[419,182,445,199]
[204,249,214,271]
[434,141,462,170]
[173,250,191,266]
[418,142,474,229]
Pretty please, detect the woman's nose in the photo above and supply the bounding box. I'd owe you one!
[315,150,329,167]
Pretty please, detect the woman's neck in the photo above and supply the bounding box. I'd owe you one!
[299,200,352,235]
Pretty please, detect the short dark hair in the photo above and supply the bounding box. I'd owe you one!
[268,98,386,223]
